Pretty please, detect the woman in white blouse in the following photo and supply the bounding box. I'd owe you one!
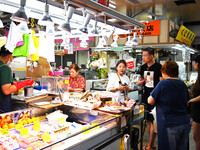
[106,59,132,103]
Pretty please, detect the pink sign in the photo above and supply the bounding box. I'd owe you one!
[55,37,95,51]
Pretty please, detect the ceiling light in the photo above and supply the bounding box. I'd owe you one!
[0,19,4,28]
[80,13,92,34]
[38,0,53,26]
[10,0,29,23]
[131,30,138,45]
[125,36,132,47]
[58,0,75,33]
[111,35,118,47]
[91,15,99,35]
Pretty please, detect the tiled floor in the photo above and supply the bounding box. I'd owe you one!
[133,122,195,150]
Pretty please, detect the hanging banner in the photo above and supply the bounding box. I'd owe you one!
[176,25,196,46]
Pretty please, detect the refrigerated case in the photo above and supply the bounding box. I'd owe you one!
[0,106,121,150]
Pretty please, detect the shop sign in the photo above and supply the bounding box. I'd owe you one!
[139,20,160,36]
[176,25,196,46]
[117,20,160,38]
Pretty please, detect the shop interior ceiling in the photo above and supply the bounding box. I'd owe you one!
[0,0,200,44]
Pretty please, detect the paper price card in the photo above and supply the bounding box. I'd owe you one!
[65,80,69,84]
[26,147,32,150]
[91,123,100,130]
[1,128,9,135]
[20,127,29,136]
[42,133,51,142]
[33,120,40,125]
[33,123,41,131]
[58,118,66,124]
[82,127,90,134]
[105,101,113,104]
[15,124,24,130]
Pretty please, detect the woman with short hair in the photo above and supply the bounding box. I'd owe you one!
[67,64,85,92]
[148,60,191,150]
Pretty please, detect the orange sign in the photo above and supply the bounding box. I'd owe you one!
[141,20,160,36]
[117,20,160,38]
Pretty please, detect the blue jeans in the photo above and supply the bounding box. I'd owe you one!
[167,123,191,150]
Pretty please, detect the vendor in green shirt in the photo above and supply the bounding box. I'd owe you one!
[0,45,34,113]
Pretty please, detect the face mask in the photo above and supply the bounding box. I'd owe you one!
[6,60,12,66]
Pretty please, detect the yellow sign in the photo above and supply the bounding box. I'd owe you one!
[1,128,9,135]
[33,120,40,125]
[42,133,51,142]
[20,127,29,136]
[176,25,196,46]
[15,124,24,130]
[26,148,33,150]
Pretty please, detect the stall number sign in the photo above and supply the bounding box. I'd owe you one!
[176,25,196,46]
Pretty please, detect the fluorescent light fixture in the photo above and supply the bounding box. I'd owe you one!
[172,46,183,51]
[0,19,4,28]
[80,13,92,34]
[10,0,29,23]
[58,6,75,33]
[109,3,116,9]
[38,3,54,26]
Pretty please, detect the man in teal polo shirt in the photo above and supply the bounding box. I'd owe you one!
[0,45,34,113]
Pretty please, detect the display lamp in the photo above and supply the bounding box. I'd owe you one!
[91,15,99,35]
[10,0,29,23]
[38,0,54,26]
[131,30,138,45]
[125,36,132,47]
[58,6,75,33]
[46,25,54,35]
[79,13,92,34]
[0,19,4,28]
[111,35,118,48]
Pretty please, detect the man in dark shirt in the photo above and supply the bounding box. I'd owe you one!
[137,47,162,150]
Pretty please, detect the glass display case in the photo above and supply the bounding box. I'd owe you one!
[0,106,120,150]
[90,79,108,91]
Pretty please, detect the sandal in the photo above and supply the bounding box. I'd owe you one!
[143,145,156,150]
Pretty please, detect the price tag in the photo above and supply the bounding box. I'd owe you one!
[33,120,40,125]
[65,80,69,84]
[1,128,9,135]
[26,148,32,150]
[33,123,41,131]
[105,101,113,104]
[42,133,51,142]
[58,118,66,124]
[91,123,100,130]
[15,124,24,130]
[20,127,29,136]
[82,127,90,134]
